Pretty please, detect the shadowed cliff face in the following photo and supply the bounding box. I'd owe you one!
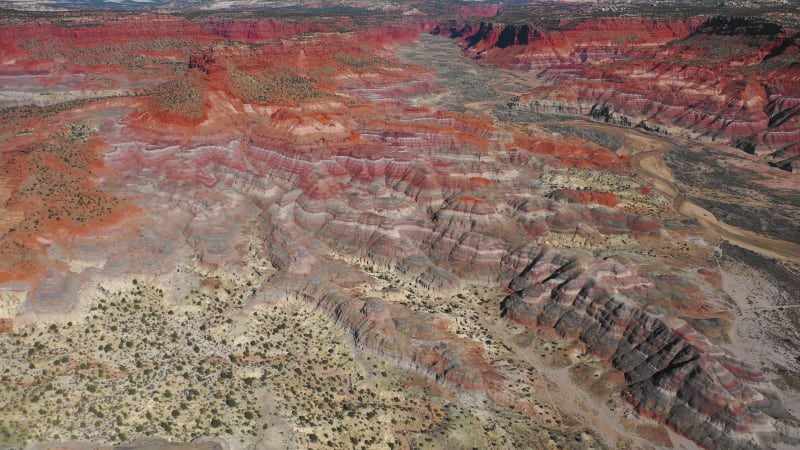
[500,254,782,450]
[0,9,798,450]
[438,16,800,172]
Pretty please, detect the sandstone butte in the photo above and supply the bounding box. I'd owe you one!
[0,6,798,450]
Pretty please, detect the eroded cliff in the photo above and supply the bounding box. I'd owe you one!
[438,16,800,172]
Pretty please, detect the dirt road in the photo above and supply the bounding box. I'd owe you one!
[529,118,800,264]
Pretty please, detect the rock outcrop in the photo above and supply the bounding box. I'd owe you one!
[439,16,800,171]
[308,290,499,390]
[501,247,795,449]
[548,188,619,207]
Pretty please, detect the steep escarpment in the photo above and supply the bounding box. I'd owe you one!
[436,17,703,67]
[441,16,800,171]
[501,248,798,449]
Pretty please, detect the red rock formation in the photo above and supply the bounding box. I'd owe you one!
[514,135,630,173]
[442,16,800,170]
[454,3,501,19]
[436,17,703,67]
[0,15,219,60]
[0,121,134,283]
[0,318,13,334]
[549,188,620,207]
[199,18,328,43]
[0,11,796,449]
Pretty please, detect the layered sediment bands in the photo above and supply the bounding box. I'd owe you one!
[0,15,219,69]
[199,18,328,43]
[201,17,434,45]
[1,12,797,449]
[513,135,630,172]
[18,271,81,318]
[441,16,800,170]
[0,15,221,109]
[500,250,797,449]
[88,38,676,398]
[309,290,499,390]
[549,188,619,207]
[0,15,216,62]
[440,17,703,65]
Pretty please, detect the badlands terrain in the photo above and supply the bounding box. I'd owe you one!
[0,1,799,449]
